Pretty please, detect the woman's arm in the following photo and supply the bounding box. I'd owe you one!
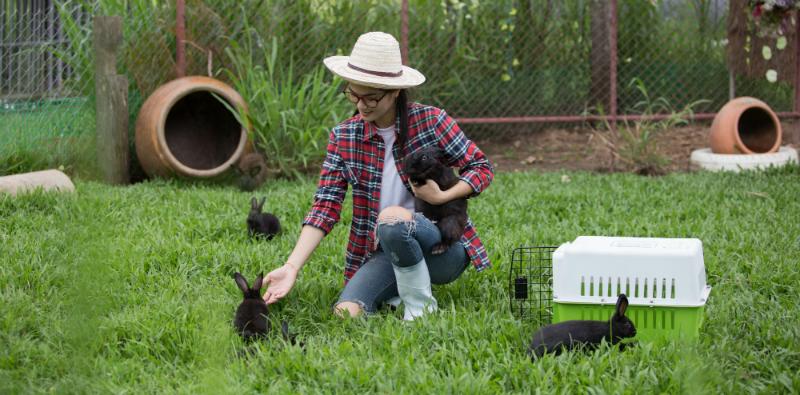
[263,129,348,304]
[434,109,494,197]
[285,225,326,270]
[410,179,473,205]
[262,225,325,304]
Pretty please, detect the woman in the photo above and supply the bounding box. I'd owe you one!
[262,31,493,320]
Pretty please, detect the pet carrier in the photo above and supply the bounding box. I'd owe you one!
[552,236,712,341]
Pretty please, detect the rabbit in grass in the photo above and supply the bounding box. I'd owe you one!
[247,197,281,240]
[233,153,268,192]
[528,294,636,359]
[232,272,302,347]
[233,272,270,340]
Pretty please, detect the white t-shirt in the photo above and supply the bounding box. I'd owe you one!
[376,125,415,213]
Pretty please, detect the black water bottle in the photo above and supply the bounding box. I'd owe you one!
[514,276,528,300]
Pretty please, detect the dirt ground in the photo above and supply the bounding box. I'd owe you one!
[474,119,800,174]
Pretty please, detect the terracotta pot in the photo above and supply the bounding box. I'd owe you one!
[135,76,253,178]
[709,97,782,154]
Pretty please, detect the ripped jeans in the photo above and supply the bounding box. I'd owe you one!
[335,212,469,314]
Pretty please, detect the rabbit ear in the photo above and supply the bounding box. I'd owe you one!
[615,294,629,317]
[258,197,266,210]
[234,272,250,293]
[250,197,258,209]
[252,272,264,291]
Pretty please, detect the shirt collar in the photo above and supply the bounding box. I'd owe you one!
[361,114,400,142]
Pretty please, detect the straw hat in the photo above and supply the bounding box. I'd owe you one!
[323,32,426,89]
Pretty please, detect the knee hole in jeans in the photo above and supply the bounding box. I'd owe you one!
[376,206,416,246]
[334,301,363,318]
[377,206,413,223]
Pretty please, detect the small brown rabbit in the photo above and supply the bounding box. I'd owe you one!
[234,153,268,192]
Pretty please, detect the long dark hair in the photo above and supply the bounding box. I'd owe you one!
[395,89,409,157]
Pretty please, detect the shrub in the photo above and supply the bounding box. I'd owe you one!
[592,78,708,176]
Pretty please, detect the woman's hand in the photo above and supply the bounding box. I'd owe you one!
[262,263,299,304]
[410,179,447,205]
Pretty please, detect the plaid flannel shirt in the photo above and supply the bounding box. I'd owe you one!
[303,102,494,282]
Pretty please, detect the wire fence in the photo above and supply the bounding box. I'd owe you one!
[0,0,797,177]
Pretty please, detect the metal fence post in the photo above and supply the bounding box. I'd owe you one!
[401,0,409,65]
[609,0,618,130]
[176,0,186,77]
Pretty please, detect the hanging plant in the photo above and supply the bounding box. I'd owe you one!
[749,0,800,36]
[747,0,800,82]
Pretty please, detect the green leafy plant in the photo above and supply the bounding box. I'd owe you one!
[592,78,708,176]
[223,31,350,179]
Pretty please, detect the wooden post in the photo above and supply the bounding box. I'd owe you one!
[93,16,129,185]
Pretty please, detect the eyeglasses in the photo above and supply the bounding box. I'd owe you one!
[342,89,389,108]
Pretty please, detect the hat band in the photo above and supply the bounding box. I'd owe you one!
[347,62,403,78]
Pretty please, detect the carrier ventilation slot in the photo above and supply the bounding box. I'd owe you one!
[631,309,676,330]
[581,276,585,296]
[578,277,678,299]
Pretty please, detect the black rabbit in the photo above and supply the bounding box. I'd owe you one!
[247,197,281,240]
[233,272,270,340]
[232,273,303,348]
[528,294,636,359]
[404,147,468,254]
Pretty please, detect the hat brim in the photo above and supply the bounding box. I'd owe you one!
[323,56,426,89]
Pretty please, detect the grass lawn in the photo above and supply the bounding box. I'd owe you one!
[2,167,799,393]
[0,102,98,178]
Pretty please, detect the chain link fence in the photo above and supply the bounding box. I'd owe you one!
[1,0,796,178]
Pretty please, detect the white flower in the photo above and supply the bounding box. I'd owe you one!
[766,69,778,83]
[777,36,788,50]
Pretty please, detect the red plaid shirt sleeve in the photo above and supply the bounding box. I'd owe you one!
[434,109,494,197]
[303,129,348,234]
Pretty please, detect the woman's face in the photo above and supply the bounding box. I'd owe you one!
[345,83,399,128]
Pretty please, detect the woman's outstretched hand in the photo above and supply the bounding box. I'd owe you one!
[262,263,299,304]
[410,179,446,205]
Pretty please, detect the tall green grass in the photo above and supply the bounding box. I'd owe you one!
[0,101,98,178]
[224,33,351,179]
[2,167,799,393]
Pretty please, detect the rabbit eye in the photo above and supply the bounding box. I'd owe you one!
[422,155,428,160]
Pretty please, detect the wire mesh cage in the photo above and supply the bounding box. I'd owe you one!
[508,246,557,325]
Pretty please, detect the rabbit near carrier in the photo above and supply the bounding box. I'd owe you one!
[247,197,281,240]
[404,147,468,255]
[527,294,636,359]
